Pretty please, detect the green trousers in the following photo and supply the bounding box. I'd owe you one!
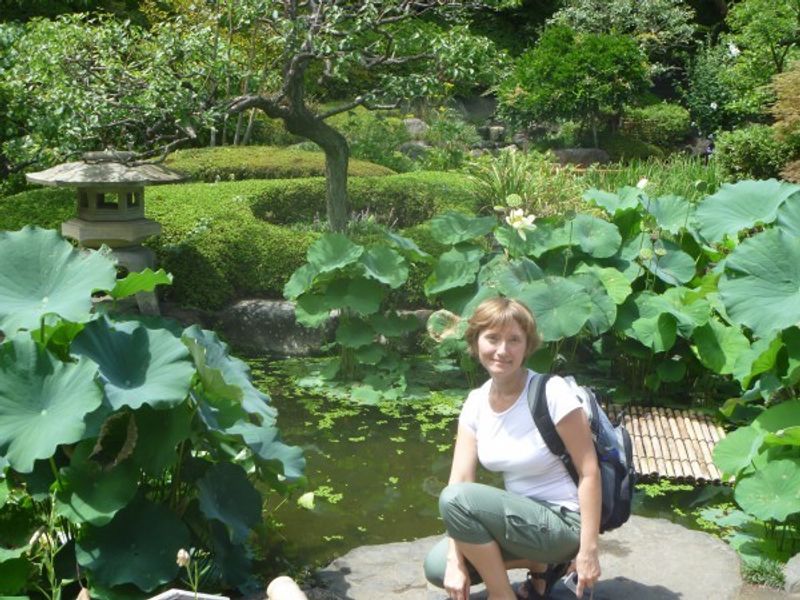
[423,482,581,588]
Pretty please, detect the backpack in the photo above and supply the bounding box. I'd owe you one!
[526,373,635,533]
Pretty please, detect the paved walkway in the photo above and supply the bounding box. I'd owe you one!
[310,516,763,599]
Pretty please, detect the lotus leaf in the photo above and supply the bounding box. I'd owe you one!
[583,188,639,215]
[197,462,262,544]
[733,334,784,389]
[569,273,616,336]
[691,318,751,375]
[525,222,574,258]
[326,278,385,315]
[209,521,251,586]
[336,319,374,348]
[426,310,466,342]
[645,194,695,235]
[570,215,622,258]
[777,191,800,237]
[368,313,418,337]
[183,336,243,415]
[620,291,709,343]
[516,277,593,341]
[359,246,408,288]
[110,269,172,300]
[0,336,102,473]
[713,425,764,478]
[763,426,800,447]
[639,239,696,285]
[494,225,533,258]
[656,359,686,382]
[355,344,386,365]
[382,231,431,262]
[0,227,117,335]
[631,313,677,352]
[351,384,382,405]
[130,404,192,476]
[695,179,800,244]
[0,557,30,594]
[90,411,137,470]
[428,212,496,245]
[425,245,483,296]
[754,399,800,433]
[574,264,631,305]
[719,228,800,338]
[783,327,800,386]
[295,294,332,327]
[307,233,364,273]
[283,264,318,300]
[71,317,194,411]
[56,442,138,526]
[76,499,190,592]
[182,326,275,422]
[734,459,800,521]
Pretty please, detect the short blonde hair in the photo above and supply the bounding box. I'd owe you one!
[465,296,541,358]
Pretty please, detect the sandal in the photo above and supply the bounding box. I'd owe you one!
[515,562,570,600]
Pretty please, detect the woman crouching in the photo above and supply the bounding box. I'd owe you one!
[423,297,601,600]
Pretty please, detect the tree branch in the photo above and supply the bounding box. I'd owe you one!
[228,94,290,120]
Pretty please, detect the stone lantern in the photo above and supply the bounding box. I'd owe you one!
[26,150,184,313]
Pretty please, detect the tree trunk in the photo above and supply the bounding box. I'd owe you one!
[243,109,256,145]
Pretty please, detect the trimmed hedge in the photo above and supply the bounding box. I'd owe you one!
[0,171,478,309]
[164,145,395,182]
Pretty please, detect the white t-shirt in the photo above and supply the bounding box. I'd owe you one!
[459,369,583,511]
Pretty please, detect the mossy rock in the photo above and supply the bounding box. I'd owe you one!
[601,132,665,162]
[164,145,394,182]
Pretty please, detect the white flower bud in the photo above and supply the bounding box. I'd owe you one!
[176,548,191,568]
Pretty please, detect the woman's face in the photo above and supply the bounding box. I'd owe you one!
[476,319,527,379]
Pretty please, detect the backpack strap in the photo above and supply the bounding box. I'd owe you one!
[527,373,579,485]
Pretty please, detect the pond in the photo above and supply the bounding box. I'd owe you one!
[250,358,730,576]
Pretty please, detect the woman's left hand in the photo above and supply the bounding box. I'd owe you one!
[574,546,601,597]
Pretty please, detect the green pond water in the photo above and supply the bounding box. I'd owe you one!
[250,359,726,573]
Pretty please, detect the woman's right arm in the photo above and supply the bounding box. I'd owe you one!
[444,424,478,600]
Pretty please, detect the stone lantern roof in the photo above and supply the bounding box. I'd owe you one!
[25,150,183,188]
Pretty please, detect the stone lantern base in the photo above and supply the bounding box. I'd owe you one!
[61,217,161,248]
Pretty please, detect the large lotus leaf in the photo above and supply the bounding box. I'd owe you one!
[0,227,117,335]
[225,420,305,480]
[283,263,319,300]
[719,228,800,337]
[183,336,243,417]
[569,273,616,336]
[516,277,593,341]
[623,290,709,340]
[336,318,374,348]
[359,246,408,288]
[382,231,431,262]
[777,191,800,237]
[734,459,800,521]
[477,256,544,297]
[583,188,639,215]
[197,462,261,544]
[645,194,695,235]
[713,425,764,479]
[130,404,193,476]
[525,222,573,258]
[494,225,533,258]
[89,411,138,470]
[0,336,102,473]
[632,313,677,352]
[76,498,189,592]
[110,269,172,300]
[695,179,800,244]
[326,278,385,315]
[783,327,800,386]
[763,426,800,448]
[209,520,251,586]
[307,233,364,273]
[570,214,622,258]
[754,399,800,433]
[574,264,632,305]
[0,556,30,594]
[355,344,386,365]
[733,333,784,389]
[691,318,751,375]
[428,212,496,245]
[425,245,483,296]
[182,326,274,423]
[294,293,332,327]
[426,309,467,342]
[72,317,194,411]
[368,313,419,337]
[639,239,696,285]
[56,442,138,526]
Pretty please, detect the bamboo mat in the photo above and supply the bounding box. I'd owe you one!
[605,405,727,484]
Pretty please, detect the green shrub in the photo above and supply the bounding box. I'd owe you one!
[416,108,481,171]
[602,131,665,162]
[164,145,394,182]
[0,187,75,230]
[714,124,799,180]
[326,107,415,172]
[246,114,304,146]
[622,102,691,147]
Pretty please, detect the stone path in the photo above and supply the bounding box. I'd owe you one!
[310,516,748,599]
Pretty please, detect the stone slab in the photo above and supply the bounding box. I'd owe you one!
[313,516,742,600]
